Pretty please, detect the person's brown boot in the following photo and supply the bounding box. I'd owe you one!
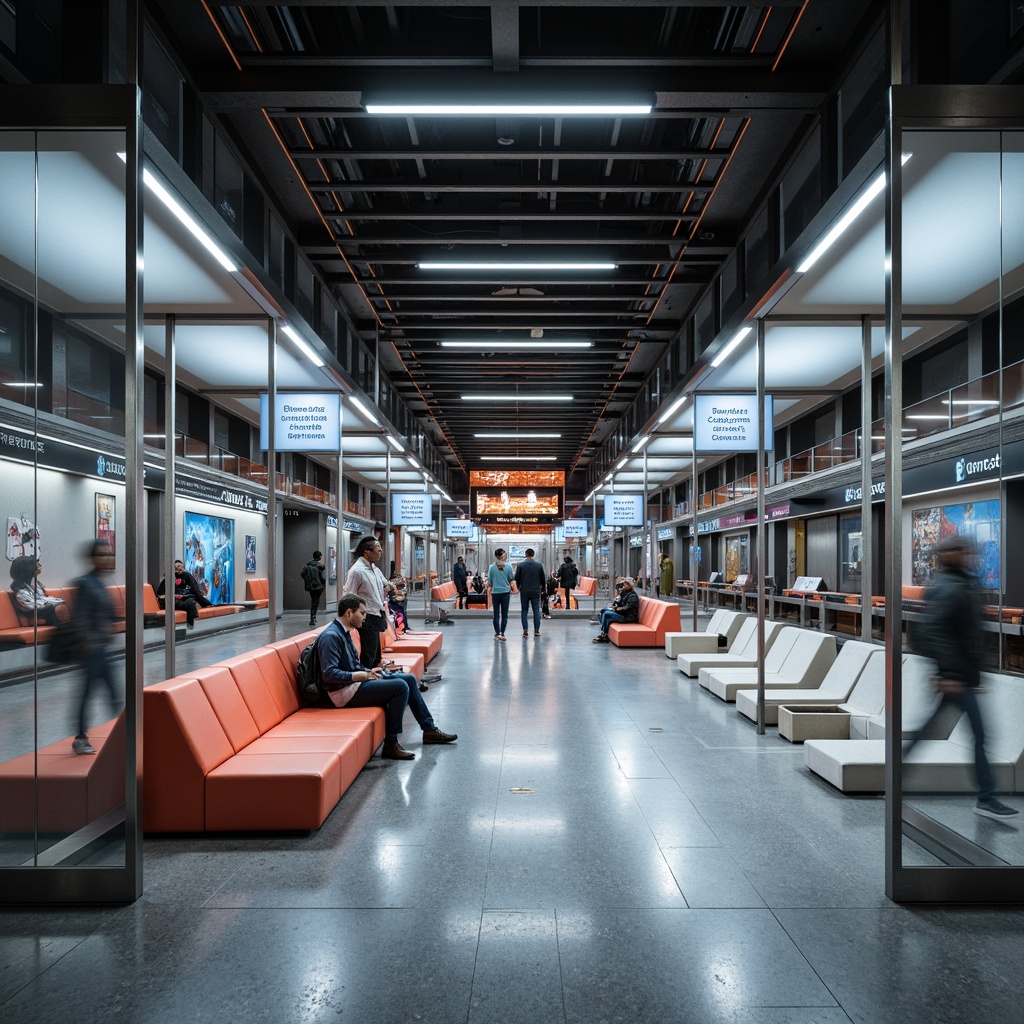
[422,727,457,744]
[381,740,415,760]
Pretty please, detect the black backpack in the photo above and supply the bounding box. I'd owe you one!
[301,562,321,592]
[297,635,326,703]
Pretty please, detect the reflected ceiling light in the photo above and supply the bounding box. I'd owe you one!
[796,153,912,273]
[631,434,651,453]
[281,324,324,367]
[118,152,237,272]
[474,432,561,438]
[710,326,752,368]
[906,414,949,421]
[419,261,616,271]
[943,399,999,407]
[656,394,688,425]
[386,435,404,451]
[367,103,651,116]
[3,382,42,387]
[441,339,592,350]
[349,396,379,425]
[481,456,557,461]
[461,394,572,402]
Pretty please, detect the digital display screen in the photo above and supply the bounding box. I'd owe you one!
[471,486,562,523]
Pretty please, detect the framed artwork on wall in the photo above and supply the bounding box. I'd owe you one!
[95,494,116,553]
[328,545,337,583]
[183,511,235,604]
[245,535,257,573]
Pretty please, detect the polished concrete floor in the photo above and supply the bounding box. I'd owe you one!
[3,609,1024,1022]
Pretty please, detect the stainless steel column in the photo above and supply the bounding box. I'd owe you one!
[163,314,176,680]
[267,319,278,642]
[691,444,699,630]
[756,319,767,735]
[861,314,874,642]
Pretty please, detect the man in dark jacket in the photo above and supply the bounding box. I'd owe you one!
[592,577,640,643]
[303,550,326,626]
[157,558,211,628]
[452,555,469,609]
[70,540,121,754]
[904,535,1018,819]
[556,556,578,610]
[514,548,547,637]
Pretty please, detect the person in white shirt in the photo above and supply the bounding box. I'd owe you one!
[343,534,394,668]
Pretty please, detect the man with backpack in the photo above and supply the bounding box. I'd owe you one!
[311,593,457,760]
[556,556,579,611]
[301,550,326,627]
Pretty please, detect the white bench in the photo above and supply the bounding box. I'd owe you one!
[677,618,785,678]
[701,629,837,703]
[663,609,746,658]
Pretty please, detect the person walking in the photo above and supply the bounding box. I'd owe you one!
[904,535,1018,819]
[556,555,578,611]
[343,535,394,667]
[486,547,515,640]
[302,550,326,626]
[659,550,674,600]
[452,555,469,609]
[70,540,121,755]
[514,547,546,637]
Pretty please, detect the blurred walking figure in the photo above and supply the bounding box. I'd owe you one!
[71,540,121,755]
[905,535,1018,819]
[10,555,67,627]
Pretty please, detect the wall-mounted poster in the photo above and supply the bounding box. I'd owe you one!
[95,494,115,553]
[244,534,257,573]
[328,545,337,583]
[184,511,235,605]
[6,514,40,560]
[911,499,1000,589]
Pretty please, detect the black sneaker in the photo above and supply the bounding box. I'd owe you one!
[591,634,609,643]
[975,797,1019,819]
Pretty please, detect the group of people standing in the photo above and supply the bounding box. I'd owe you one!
[481,549,579,640]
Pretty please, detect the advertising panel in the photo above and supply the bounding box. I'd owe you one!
[183,511,235,605]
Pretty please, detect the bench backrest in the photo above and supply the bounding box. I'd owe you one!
[636,596,681,641]
[814,640,878,699]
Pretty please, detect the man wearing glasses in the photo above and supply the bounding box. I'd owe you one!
[343,534,394,668]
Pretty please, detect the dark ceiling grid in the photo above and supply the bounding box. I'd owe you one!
[175,0,860,497]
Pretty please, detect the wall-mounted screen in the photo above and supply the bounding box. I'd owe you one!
[471,486,562,523]
[694,394,774,453]
[446,519,475,539]
[392,492,436,526]
[259,393,341,452]
[563,520,588,538]
[602,494,644,526]
[183,511,235,605]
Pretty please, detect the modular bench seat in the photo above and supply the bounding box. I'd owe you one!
[144,629,384,832]
[608,596,681,648]
[430,581,458,604]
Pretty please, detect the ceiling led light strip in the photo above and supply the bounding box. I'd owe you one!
[481,456,558,462]
[710,326,752,368]
[441,340,592,350]
[419,262,616,271]
[366,104,651,117]
[462,395,572,402]
[281,325,324,367]
[349,396,380,425]
[474,433,561,438]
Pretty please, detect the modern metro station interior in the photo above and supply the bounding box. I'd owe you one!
[4,1,1024,1020]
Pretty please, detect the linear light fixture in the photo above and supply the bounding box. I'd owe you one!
[710,326,752,368]
[481,456,558,461]
[657,394,688,425]
[906,414,950,421]
[943,399,999,407]
[366,103,651,117]
[118,153,237,272]
[474,432,562,438]
[349,396,379,425]
[797,154,912,273]
[461,394,572,402]
[616,459,628,470]
[631,434,651,453]
[441,340,592,350]
[3,381,43,387]
[281,324,324,367]
[419,261,616,271]
[386,435,404,451]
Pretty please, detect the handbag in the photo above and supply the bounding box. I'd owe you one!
[46,620,87,664]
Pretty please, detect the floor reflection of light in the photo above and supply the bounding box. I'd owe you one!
[704,952,745,1011]
[374,845,406,873]
[492,816,566,832]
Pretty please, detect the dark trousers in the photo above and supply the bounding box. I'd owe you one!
[358,612,386,667]
[456,586,468,609]
[77,647,119,738]
[343,672,434,740]
[175,596,197,626]
[905,687,996,800]
[309,588,324,621]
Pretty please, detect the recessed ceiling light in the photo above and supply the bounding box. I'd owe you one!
[710,325,752,368]
[441,340,592,350]
[366,103,651,117]
[419,262,616,271]
[474,432,562,438]
[281,325,324,367]
[462,395,573,402]
[349,396,379,424]
[480,456,558,461]
[657,394,688,424]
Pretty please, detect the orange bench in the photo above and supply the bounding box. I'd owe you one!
[143,629,385,832]
[608,596,682,648]
[430,580,458,603]
[0,713,126,833]
[245,577,269,608]
[382,621,442,663]
[574,576,598,599]
[0,589,65,645]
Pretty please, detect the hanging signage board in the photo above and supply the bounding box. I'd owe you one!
[563,520,589,538]
[392,492,436,525]
[259,393,341,452]
[602,494,644,526]
[694,395,774,453]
